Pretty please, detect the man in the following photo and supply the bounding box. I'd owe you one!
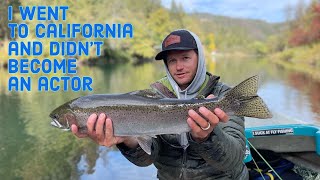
[72,29,249,179]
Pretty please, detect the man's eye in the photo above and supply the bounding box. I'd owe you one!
[168,59,175,63]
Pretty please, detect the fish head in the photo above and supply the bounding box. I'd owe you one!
[50,103,76,131]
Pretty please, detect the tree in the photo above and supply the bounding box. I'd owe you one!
[204,33,216,52]
[0,0,21,40]
[170,0,186,27]
[147,8,175,45]
[288,1,320,46]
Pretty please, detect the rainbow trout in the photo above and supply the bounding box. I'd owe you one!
[50,75,272,154]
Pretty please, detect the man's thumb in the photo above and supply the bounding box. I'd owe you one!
[206,94,215,99]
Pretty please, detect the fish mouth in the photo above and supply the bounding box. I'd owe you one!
[50,118,70,131]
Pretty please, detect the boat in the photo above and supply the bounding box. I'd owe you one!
[244,114,320,178]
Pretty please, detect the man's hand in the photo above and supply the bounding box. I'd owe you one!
[71,113,138,148]
[187,94,229,142]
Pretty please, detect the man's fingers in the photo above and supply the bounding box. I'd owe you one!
[72,113,119,147]
[87,113,97,134]
[214,108,229,122]
[104,118,113,138]
[104,118,116,147]
[206,94,215,99]
[187,117,202,134]
[71,124,88,138]
[199,107,219,126]
[96,113,106,141]
[188,109,210,129]
[71,124,78,134]
[187,117,212,142]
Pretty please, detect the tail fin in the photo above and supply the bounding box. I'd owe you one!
[234,96,272,118]
[219,75,272,119]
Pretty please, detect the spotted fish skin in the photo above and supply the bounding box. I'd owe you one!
[209,75,272,119]
[49,75,272,137]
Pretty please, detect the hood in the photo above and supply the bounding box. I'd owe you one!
[164,29,207,100]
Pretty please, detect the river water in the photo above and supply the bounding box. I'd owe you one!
[0,57,319,179]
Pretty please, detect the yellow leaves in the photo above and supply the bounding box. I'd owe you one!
[147,8,175,43]
[207,33,216,52]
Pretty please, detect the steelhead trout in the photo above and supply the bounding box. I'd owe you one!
[50,75,272,154]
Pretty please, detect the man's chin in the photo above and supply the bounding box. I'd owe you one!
[175,81,190,90]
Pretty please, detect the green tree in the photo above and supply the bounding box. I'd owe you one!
[170,0,186,27]
[0,0,21,40]
[251,41,268,57]
[205,33,216,52]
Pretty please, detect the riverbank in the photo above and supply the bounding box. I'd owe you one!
[269,43,320,81]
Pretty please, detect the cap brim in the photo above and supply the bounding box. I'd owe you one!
[155,47,196,60]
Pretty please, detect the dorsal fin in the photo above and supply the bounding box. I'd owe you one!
[224,75,259,98]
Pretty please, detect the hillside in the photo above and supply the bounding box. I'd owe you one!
[191,13,285,51]
[0,0,287,65]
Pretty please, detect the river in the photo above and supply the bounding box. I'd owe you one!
[0,57,319,179]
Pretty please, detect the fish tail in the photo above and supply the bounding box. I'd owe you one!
[218,75,272,119]
[234,96,272,118]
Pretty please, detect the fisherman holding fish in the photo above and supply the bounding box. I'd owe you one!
[71,30,250,179]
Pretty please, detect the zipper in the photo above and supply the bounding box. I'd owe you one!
[179,148,187,179]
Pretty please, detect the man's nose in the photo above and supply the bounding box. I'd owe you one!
[176,59,184,70]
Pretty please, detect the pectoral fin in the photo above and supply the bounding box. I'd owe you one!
[136,136,154,155]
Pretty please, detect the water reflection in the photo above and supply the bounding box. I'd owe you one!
[0,94,31,178]
[0,58,319,179]
[214,57,320,124]
[0,62,165,179]
[287,72,320,122]
[78,147,157,180]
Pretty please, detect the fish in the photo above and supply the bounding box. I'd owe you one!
[50,75,272,154]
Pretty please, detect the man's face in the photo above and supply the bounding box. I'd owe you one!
[166,50,198,90]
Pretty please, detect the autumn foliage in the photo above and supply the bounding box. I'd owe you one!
[289,2,320,46]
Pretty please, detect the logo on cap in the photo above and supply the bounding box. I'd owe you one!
[164,35,181,47]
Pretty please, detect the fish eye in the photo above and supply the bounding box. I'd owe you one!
[53,115,59,119]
